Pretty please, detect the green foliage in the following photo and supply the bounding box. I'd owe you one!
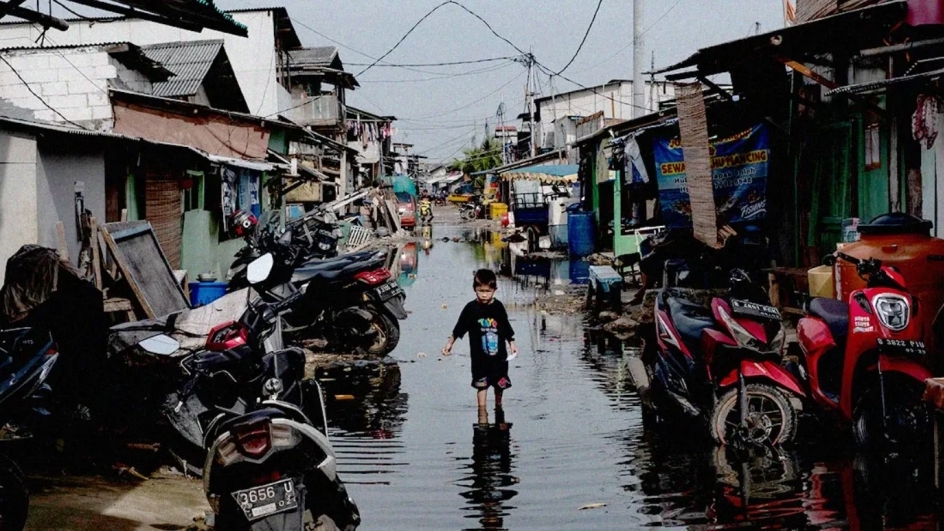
[449,138,503,178]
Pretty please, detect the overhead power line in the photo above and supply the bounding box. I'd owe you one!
[0,54,88,129]
[356,0,531,77]
[348,56,517,68]
[554,0,604,75]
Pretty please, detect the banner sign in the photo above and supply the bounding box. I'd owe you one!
[653,124,770,229]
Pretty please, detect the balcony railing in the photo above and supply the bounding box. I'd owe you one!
[286,94,343,127]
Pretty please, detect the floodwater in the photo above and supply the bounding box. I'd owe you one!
[319,222,943,531]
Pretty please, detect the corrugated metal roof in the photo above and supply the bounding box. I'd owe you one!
[825,67,944,97]
[288,47,338,67]
[141,40,223,98]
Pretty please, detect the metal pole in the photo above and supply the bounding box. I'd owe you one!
[632,0,645,118]
[528,54,537,157]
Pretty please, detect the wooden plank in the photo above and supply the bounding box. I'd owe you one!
[55,221,69,261]
[100,220,189,318]
[89,216,102,291]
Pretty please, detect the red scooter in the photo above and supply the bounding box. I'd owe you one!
[795,252,932,447]
[648,269,804,447]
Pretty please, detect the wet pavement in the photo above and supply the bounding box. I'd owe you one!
[322,220,944,530]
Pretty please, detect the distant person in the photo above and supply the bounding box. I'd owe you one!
[442,269,518,424]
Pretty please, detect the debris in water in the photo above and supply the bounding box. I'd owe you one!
[579,503,607,510]
[442,304,448,309]
[335,394,355,401]
[417,352,427,358]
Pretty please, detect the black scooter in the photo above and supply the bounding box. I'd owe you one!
[0,327,60,531]
[138,255,360,530]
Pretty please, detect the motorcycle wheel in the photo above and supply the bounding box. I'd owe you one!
[0,455,29,531]
[852,377,930,450]
[364,309,400,356]
[459,208,474,221]
[710,383,797,446]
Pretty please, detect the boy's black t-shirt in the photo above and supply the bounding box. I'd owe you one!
[451,299,515,361]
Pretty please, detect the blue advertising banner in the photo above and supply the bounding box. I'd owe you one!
[653,124,770,229]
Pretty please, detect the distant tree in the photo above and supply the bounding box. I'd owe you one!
[449,138,503,178]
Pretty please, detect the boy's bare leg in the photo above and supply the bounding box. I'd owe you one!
[477,388,488,408]
[477,406,488,425]
[494,389,503,409]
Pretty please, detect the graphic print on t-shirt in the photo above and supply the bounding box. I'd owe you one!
[478,317,499,356]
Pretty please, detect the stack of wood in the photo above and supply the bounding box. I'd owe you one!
[62,212,190,324]
[796,0,883,24]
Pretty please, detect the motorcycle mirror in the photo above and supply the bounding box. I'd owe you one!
[138,334,180,356]
[247,253,275,284]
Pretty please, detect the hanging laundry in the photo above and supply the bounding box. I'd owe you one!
[625,135,650,183]
[913,94,940,149]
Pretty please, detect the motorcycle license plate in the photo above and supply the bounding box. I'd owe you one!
[730,299,781,320]
[232,478,298,521]
[877,338,926,356]
[374,281,403,301]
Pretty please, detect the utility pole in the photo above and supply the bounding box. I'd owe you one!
[526,52,537,158]
[632,0,645,118]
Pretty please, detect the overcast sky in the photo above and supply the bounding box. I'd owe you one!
[222,1,785,162]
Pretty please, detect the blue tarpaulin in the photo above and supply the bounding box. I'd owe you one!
[383,174,418,197]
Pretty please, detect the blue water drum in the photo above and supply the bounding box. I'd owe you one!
[189,281,228,307]
[567,211,596,257]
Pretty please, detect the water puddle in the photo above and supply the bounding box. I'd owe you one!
[319,223,942,530]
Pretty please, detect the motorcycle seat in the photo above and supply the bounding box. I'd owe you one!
[808,297,849,345]
[666,296,715,348]
[292,252,383,283]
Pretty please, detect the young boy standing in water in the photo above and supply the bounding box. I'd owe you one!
[442,269,518,423]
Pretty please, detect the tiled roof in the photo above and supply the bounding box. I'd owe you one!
[141,40,223,98]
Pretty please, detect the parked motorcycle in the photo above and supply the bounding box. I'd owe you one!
[459,196,487,221]
[269,249,404,355]
[228,209,341,290]
[229,222,406,356]
[0,327,60,531]
[647,269,803,447]
[795,252,932,448]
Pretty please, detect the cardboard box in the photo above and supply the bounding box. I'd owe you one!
[808,265,835,298]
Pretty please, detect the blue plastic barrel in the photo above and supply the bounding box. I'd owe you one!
[189,281,228,307]
[568,211,596,257]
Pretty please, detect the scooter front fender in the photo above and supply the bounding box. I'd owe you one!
[718,360,806,398]
[873,355,933,383]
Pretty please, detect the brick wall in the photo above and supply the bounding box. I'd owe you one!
[0,48,152,129]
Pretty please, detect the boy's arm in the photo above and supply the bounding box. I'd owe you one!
[443,304,469,356]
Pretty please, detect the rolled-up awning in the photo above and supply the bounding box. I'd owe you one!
[500,164,579,183]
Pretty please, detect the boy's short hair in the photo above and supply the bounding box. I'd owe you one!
[473,268,498,290]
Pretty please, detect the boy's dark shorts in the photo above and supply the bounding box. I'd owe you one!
[471,374,512,390]
[471,359,511,390]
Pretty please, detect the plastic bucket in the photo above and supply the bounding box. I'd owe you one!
[568,211,596,257]
[189,281,228,307]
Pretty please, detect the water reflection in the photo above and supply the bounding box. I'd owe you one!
[318,359,409,485]
[456,409,518,530]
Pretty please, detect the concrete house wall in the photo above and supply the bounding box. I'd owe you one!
[35,139,105,262]
[0,130,38,284]
[0,11,286,116]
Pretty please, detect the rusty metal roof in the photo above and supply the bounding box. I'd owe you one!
[141,40,222,98]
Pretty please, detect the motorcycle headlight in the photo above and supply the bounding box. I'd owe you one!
[717,306,768,352]
[872,294,910,331]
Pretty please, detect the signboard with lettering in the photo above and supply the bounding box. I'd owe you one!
[652,124,770,229]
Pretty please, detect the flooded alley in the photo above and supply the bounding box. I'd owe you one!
[320,220,943,531]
